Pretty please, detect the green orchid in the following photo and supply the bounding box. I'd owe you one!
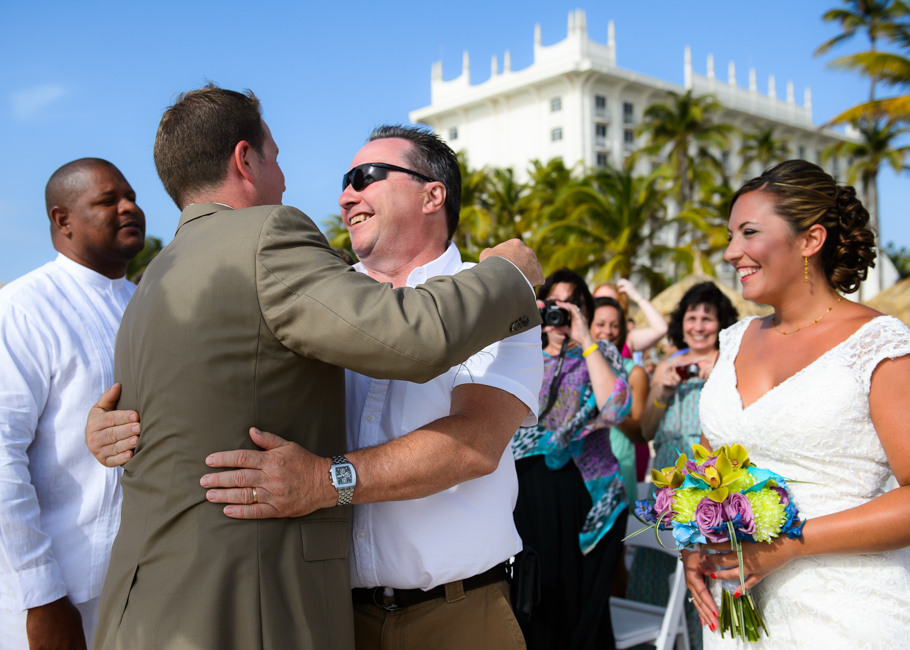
[691,444,715,463]
[690,452,744,503]
[650,455,687,489]
[722,443,752,470]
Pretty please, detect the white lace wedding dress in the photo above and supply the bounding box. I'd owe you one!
[699,315,910,649]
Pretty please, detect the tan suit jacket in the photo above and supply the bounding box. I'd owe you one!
[94,203,538,650]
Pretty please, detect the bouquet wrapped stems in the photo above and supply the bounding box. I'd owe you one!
[717,522,768,642]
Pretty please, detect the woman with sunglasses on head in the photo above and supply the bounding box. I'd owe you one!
[630,282,738,650]
[685,160,910,648]
[592,279,668,360]
[511,269,631,650]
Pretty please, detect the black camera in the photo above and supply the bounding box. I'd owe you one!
[540,303,571,327]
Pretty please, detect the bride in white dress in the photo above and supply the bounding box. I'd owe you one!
[683,160,910,649]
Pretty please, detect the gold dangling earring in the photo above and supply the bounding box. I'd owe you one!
[804,257,809,284]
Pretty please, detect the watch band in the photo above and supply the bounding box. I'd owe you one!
[330,455,356,506]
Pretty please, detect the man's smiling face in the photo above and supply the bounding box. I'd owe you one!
[338,137,436,265]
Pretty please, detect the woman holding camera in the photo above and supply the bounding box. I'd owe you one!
[511,269,631,650]
[630,282,738,650]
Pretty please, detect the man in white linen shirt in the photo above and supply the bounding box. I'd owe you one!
[0,158,145,650]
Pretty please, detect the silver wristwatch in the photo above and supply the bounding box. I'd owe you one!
[329,455,357,506]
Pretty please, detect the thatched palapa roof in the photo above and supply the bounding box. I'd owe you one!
[632,274,772,328]
[865,277,910,327]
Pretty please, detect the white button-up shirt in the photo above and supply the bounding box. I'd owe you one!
[346,244,543,590]
[0,254,134,611]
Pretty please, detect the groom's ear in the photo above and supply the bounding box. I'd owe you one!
[800,224,826,258]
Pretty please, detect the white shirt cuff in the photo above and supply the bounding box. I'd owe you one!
[1,562,67,612]
[496,258,537,298]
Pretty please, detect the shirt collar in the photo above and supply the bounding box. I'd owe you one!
[353,243,463,288]
[176,202,233,235]
[54,253,127,291]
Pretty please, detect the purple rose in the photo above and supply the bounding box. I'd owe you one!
[695,498,729,543]
[654,487,676,523]
[771,486,790,506]
[723,493,756,535]
[685,459,699,475]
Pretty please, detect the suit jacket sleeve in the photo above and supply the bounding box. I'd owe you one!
[255,206,540,383]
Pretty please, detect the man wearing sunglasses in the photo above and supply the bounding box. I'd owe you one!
[196,125,542,648]
[87,86,543,650]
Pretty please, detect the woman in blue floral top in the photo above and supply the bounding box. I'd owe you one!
[511,269,631,650]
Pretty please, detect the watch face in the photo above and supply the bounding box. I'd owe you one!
[333,465,354,487]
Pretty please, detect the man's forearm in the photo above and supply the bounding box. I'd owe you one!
[203,384,531,518]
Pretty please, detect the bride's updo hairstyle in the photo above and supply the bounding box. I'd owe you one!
[729,160,876,294]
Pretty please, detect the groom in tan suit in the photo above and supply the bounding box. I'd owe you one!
[93,85,541,650]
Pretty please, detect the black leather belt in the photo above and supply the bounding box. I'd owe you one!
[351,562,509,611]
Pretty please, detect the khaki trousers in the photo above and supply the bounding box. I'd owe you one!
[353,580,525,650]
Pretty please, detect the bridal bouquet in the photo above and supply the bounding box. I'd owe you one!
[632,443,805,642]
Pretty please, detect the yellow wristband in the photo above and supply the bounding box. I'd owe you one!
[653,398,668,409]
[582,344,599,358]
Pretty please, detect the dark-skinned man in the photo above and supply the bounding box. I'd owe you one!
[0,159,145,650]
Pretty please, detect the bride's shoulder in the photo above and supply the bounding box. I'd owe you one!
[842,305,910,345]
[719,315,760,347]
[839,312,910,391]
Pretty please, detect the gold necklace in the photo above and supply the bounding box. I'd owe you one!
[772,297,843,336]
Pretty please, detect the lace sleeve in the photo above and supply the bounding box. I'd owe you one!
[844,316,910,394]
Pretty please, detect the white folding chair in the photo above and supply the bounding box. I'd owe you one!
[611,482,691,650]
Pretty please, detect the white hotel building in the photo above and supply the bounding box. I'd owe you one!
[409,10,897,296]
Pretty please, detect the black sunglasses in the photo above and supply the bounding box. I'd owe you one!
[342,162,438,192]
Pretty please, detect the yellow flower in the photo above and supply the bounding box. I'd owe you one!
[723,443,752,470]
[690,452,743,503]
[651,455,687,489]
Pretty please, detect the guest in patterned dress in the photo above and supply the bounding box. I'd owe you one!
[628,282,737,650]
[511,269,631,650]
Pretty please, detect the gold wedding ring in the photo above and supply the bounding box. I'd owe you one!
[251,487,258,504]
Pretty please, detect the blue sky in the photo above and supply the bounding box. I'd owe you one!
[2,1,905,282]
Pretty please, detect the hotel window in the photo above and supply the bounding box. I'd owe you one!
[596,152,609,167]
[595,123,608,147]
[449,127,458,141]
[595,94,607,117]
[551,97,562,112]
[551,127,563,142]
[623,128,635,145]
[623,102,634,124]
[798,145,806,160]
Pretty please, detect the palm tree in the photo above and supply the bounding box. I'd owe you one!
[636,90,735,209]
[485,167,526,245]
[827,50,910,121]
[817,0,910,123]
[823,119,910,232]
[530,158,675,293]
[520,158,576,237]
[817,0,910,101]
[738,127,791,179]
[455,153,495,261]
[321,214,357,259]
[126,236,164,282]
